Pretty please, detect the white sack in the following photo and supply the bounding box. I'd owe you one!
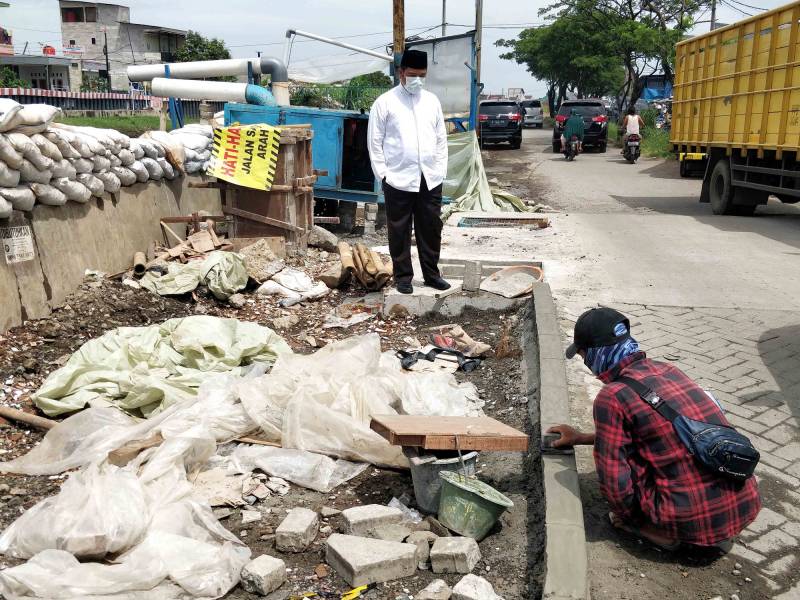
[52,177,92,203]
[96,171,121,194]
[129,161,149,183]
[184,160,206,174]
[157,157,176,180]
[0,185,36,211]
[129,139,145,160]
[173,124,213,138]
[19,159,52,184]
[141,157,163,180]
[137,139,159,159]
[44,130,80,159]
[118,148,135,166]
[51,158,77,180]
[0,160,20,187]
[7,133,53,171]
[92,155,111,173]
[0,99,23,132]
[77,173,105,197]
[0,134,24,169]
[0,196,10,219]
[112,166,137,186]
[29,183,67,206]
[171,132,211,152]
[14,104,62,130]
[31,133,62,161]
[70,157,93,174]
[109,154,122,168]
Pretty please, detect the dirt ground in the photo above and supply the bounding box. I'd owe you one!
[0,253,543,599]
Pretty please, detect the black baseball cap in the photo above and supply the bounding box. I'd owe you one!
[565,307,631,359]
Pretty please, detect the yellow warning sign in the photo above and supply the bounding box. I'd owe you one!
[208,124,281,190]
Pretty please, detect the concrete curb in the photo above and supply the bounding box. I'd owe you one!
[533,283,590,600]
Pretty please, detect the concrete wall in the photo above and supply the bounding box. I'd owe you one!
[0,176,222,332]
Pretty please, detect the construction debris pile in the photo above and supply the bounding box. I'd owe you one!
[0,99,213,218]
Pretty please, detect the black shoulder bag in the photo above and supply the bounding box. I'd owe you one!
[617,376,759,482]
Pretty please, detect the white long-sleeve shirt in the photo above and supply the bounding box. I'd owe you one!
[367,85,448,193]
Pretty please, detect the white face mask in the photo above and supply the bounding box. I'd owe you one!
[403,76,425,95]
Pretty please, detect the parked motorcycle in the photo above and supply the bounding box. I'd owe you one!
[564,135,579,161]
[624,133,641,164]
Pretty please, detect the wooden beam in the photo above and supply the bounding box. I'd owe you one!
[393,0,405,60]
[222,206,301,233]
[370,415,529,451]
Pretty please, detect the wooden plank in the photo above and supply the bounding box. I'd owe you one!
[187,230,215,253]
[370,415,529,451]
[222,206,301,233]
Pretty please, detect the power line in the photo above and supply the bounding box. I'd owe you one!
[726,0,767,11]
[226,23,439,49]
[721,0,753,17]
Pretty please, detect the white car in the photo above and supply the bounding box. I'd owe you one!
[521,100,544,128]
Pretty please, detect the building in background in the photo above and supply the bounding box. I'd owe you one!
[0,54,74,90]
[59,1,186,91]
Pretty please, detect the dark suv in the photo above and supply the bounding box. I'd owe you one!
[478,101,523,149]
[552,100,608,153]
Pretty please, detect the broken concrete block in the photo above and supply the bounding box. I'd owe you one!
[424,515,451,537]
[240,554,287,596]
[341,504,403,536]
[308,225,339,252]
[241,509,262,525]
[417,578,453,600]
[276,507,318,552]
[430,537,481,574]
[325,533,418,587]
[452,574,503,600]
[319,262,347,289]
[320,506,341,518]
[367,523,413,542]
[407,531,438,568]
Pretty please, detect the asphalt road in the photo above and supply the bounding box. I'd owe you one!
[475,127,800,599]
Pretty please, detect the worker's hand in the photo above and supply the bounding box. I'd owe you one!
[546,424,583,448]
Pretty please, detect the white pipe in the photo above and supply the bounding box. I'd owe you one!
[128,58,261,82]
[285,29,393,62]
[151,78,248,103]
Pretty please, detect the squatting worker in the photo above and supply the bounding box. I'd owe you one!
[367,49,450,295]
[548,307,761,550]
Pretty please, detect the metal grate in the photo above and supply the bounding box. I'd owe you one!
[457,216,550,229]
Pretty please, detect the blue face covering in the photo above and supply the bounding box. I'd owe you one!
[584,323,640,375]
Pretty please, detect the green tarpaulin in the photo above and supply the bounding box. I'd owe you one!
[139,251,249,300]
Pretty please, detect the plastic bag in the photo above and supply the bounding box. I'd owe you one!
[256,268,329,302]
[51,158,77,180]
[0,98,23,132]
[29,183,66,206]
[70,156,93,174]
[0,133,24,169]
[141,157,163,180]
[92,155,111,173]
[31,133,63,161]
[0,185,36,211]
[77,173,105,197]
[0,196,10,219]
[129,160,149,183]
[0,463,149,559]
[96,171,121,194]
[199,251,248,300]
[113,166,137,186]
[0,159,20,187]
[51,177,92,203]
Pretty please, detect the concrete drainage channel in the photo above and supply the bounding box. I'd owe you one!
[382,267,589,600]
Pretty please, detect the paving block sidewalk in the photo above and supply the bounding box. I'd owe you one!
[558,301,800,595]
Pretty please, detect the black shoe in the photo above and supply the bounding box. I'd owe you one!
[424,277,451,291]
[396,282,413,294]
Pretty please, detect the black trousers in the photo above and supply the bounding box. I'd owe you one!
[382,175,443,284]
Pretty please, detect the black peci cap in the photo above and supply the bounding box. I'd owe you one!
[565,307,631,359]
[400,49,427,69]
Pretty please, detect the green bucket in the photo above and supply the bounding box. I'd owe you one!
[437,471,514,541]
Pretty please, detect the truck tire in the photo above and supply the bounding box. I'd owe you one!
[709,159,735,215]
[680,160,690,178]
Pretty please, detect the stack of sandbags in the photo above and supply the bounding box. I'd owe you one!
[169,124,213,174]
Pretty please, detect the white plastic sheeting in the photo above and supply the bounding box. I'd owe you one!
[407,33,474,115]
[288,54,390,84]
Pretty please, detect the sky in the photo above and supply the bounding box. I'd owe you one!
[0,0,790,96]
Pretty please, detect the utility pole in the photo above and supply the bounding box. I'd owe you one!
[710,0,716,31]
[392,0,404,85]
[442,0,447,37]
[103,30,111,91]
[475,0,483,87]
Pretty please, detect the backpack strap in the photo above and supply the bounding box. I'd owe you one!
[616,376,682,423]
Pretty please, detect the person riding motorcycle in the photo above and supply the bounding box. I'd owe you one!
[621,106,645,152]
[561,109,585,153]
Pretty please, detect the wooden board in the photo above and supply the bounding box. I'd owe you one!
[370,415,529,452]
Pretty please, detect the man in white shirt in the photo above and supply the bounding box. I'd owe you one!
[367,49,449,294]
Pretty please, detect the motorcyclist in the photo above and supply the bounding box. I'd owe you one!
[621,106,645,152]
[561,109,585,153]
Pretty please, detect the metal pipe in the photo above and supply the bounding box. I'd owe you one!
[284,29,393,62]
[151,78,276,106]
[128,58,261,82]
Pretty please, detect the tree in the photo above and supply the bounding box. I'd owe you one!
[0,66,29,88]
[175,31,231,63]
[348,71,392,87]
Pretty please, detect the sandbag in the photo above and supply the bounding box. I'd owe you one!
[0,160,20,187]
[68,134,93,159]
[70,157,93,174]
[0,196,10,219]
[95,171,121,194]
[92,155,111,173]
[144,130,185,172]
[0,99,23,133]
[109,154,121,168]
[184,160,205,174]
[129,160,149,183]
[0,134,24,169]
[170,132,211,152]
[141,157,163,180]
[137,139,159,159]
[157,157,176,180]
[44,130,80,159]
[129,139,145,160]
[51,177,92,203]
[173,124,213,138]
[7,133,53,171]
[0,185,35,211]
[52,158,77,180]
[19,159,52,184]
[77,173,105,197]
[118,148,135,166]
[72,131,105,156]
[13,104,62,130]
[29,183,67,206]
[31,133,63,161]
[112,166,137,186]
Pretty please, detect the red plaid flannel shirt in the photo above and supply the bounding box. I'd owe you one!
[593,352,761,545]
